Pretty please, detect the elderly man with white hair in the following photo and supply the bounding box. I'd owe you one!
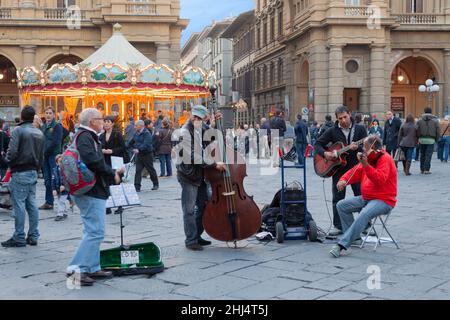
[67,108,124,286]
[130,119,159,192]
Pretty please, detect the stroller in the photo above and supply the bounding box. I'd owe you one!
[0,169,12,210]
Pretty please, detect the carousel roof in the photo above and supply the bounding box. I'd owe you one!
[82,23,155,67]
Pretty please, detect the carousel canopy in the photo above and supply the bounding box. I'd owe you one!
[82,24,155,67]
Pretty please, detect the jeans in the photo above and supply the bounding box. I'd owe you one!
[159,154,173,176]
[9,170,39,243]
[443,136,450,162]
[42,155,57,205]
[178,179,208,246]
[295,142,307,166]
[134,152,159,190]
[337,196,393,249]
[400,146,414,162]
[332,172,361,230]
[68,195,106,274]
[420,144,435,172]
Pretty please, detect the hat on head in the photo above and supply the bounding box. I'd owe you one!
[192,105,208,120]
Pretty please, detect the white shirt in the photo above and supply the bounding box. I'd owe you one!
[338,123,351,142]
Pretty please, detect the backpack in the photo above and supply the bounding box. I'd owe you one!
[60,131,96,196]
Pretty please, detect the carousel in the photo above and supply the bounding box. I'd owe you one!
[16,23,214,126]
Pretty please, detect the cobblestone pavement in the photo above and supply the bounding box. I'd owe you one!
[0,156,449,300]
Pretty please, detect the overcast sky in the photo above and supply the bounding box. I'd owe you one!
[180,0,255,47]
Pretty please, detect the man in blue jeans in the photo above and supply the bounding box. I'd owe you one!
[66,108,124,286]
[39,107,63,210]
[330,136,397,258]
[294,114,308,165]
[2,106,44,248]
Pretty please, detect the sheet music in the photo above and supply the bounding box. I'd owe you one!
[111,156,124,170]
[106,184,141,208]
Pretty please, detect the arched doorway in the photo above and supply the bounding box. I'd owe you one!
[0,55,19,123]
[46,54,83,66]
[295,59,309,119]
[391,56,439,118]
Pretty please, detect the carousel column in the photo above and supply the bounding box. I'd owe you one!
[370,44,386,117]
[21,45,36,67]
[156,42,171,65]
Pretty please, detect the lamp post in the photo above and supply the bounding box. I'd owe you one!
[419,79,440,111]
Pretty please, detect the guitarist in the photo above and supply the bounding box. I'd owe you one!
[314,106,367,236]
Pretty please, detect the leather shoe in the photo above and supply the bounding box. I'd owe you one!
[87,270,114,279]
[26,237,38,246]
[186,243,203,251]
[198,238,212,246]
[39,203,53,210]
[1,238,26,247]
[66,272,96,286]
[151,185,159,190]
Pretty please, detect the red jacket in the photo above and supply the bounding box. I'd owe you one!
[340,152,397,207]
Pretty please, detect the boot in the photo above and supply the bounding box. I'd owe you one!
[405,161,412,176]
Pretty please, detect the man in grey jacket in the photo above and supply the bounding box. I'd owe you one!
[417,107,440,174]
[2,106,44,248]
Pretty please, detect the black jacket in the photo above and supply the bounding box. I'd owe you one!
[175,120,216,186]
[270,116,287,137]
[77,127,115,200]
[6,122,44,173]
[383,117,402,150]
[294,120,308,144]
[314,121,367,175]
[99,129,128,167]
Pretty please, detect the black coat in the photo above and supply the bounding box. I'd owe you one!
[77,128,115,200]
[270,116,287,137]
[99,129,129,167]
[294,120,308,144]
[383,117,402,151]
[314,121,368,175]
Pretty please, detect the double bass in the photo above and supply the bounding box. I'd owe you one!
[202,86,261,246]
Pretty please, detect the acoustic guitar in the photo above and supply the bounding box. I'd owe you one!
[313,137,367,178]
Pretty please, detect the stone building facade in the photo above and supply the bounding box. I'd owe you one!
[255,0,450,124]
[0,0,187,119]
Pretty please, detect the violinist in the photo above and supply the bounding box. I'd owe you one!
[175,105,226,251]
[329,136,398,258]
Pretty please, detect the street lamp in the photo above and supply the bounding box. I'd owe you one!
[419,79,440,110]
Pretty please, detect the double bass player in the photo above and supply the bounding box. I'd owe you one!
[175,105,226,251]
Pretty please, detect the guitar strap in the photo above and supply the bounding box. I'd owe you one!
[349,124,356,145]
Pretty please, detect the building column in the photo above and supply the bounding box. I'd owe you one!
[370,44,386,117]
[156,42,171,65]
[443,49,450,116]
[309,41,329,122]
[21,45,36,67]
[328,44,344,112]
[170,40,181,66]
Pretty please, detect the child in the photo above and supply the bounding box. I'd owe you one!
[53,154,71,221]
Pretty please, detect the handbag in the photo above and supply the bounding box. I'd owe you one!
[394,148,405,162]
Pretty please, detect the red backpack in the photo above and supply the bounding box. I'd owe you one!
[60,131,97,195]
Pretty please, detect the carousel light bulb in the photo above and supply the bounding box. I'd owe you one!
[419,85,427,93]
[0,74,4,80]
[432,84,440,92]
[397,75,404,82]
[426,79,434,87]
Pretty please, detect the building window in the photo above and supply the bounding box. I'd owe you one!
[262,65,267,89]
[256,27,261,49]
[270,15,275,42]
[278,59,283,84]
[263,21,267,46]
[270,62,275,84]
[344,0,360,5]
[407,0,423,13]
[345,60,359,73]
[278,10,283,36]
[57,0,76,7]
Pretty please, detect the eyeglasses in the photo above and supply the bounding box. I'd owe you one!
[92,117,104,121]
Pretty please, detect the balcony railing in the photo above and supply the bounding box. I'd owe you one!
[125,3,157,15]
[344,6,373,16]
[396,14,440,24]
[0,9,12,19]
[44,8,87,20]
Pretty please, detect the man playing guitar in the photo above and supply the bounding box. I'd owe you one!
[314,106,367,236]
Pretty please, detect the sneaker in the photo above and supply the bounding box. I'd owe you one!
[186,243,203,251]
[351,239,363,247]
[26,237,38,246]
[151,185,159,191]
[54,214,68,221]
[1,238,26,248]
[198,238,212,246]
[424,171,432,175]
[39,203,53,210]
[329,245,341,258]
[328,227,343,236]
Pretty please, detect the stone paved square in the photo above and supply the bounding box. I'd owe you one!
[0,157,449,300]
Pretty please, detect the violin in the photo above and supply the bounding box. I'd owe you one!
[202,86,262,245]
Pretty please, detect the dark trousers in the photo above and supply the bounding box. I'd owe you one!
[295,142,307,165]
[420,144,435,172]
[134,152,159,190]
[159,154,172,176]
[386,147,397,158]
[332,171,361,230]
[178,179,208,246]
[42,155,57,206]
